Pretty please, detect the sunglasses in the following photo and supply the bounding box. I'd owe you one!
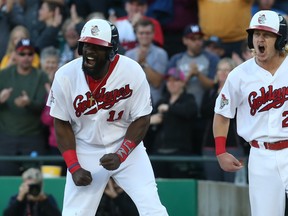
[18,52,34,57]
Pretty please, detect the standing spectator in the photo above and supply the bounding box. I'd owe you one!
[168,24,219,155]
[1,25,40,70]
[69,0,109,20]
[201,58,245,182]
[198,0,254,57]
[125,19,168,153]
[150,68,198,178]
[204,36,226,58]
[0,39,49,175]
[59,17,81,67]
[34,0,64,52]
[168,24,219,112]
[40,46,60,154]
[114,0,164,51]
[40,46,60,87]
[40,46,66,175]
[125,19,168,108]
[150,0,199,57]
[3,167,61,216]
[46,18,168,216]
[0,0,25,61]
[21,0,41,47]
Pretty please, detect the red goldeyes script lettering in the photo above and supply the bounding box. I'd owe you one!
[248,85,288,116]
[73,84,133,117]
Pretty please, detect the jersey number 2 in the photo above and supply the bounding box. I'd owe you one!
[282,111,288,127]
[107,110,124,122]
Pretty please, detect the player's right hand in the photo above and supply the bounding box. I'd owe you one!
[217,152,243,172]
[71,168,92,186]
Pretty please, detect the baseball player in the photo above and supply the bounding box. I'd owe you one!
[46,19,168,216]
[213,10,288,216]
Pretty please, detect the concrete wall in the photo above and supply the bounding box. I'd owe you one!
[197,180,251,216]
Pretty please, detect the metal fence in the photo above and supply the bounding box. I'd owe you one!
[0,155,219,163]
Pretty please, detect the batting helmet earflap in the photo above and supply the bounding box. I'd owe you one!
[77,19,119,60]
[246,10,288,50]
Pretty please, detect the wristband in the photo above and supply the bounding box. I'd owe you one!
[116,139,137,163]
[215,136,227,156]
[62,150,81,174]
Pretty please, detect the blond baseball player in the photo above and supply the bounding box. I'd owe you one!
[213,10,288,216]
[47,18,168,216]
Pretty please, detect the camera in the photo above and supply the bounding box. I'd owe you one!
[28,183,41,196]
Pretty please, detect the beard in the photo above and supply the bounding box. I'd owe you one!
[82,55,109,78]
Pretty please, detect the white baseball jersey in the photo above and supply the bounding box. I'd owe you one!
[46,55,168,216]
[214,56,288,143]
[47,54,152,153]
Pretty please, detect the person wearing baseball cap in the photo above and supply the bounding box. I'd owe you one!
[0,37,49,175]
[15,38,36,53]
[150,67,198,178]
[167,23,220,155]
[165,67,186,82]
[0,25,42,70]
[204,36,226,58]
[183,24,204,38]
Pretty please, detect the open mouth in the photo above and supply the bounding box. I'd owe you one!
[258,45,265,54]
[84,56,96,68]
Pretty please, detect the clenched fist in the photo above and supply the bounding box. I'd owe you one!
[100,153,121,170]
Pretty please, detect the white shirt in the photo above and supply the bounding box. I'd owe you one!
[215,56,288,143]
[47,55,152,153]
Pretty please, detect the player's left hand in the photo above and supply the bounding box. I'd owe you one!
[217,152,243,172]
[100,153,121,170]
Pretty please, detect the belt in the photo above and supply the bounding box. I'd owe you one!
[250,140,288,150]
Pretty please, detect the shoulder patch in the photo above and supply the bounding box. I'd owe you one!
[220,94,229,109]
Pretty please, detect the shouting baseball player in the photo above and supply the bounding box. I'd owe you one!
[46,18,168,216]
[213,10,288,216]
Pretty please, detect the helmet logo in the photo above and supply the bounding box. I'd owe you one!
[258,14,266,24]
[91,25,100,36]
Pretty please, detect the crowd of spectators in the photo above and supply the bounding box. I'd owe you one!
[0,0,288,182]
[2,0,288,215]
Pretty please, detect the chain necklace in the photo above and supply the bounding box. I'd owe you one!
[85,63,111,106]
[85,75,103,106]
[84,55,119,106]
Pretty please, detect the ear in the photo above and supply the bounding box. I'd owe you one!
[182,37,188,46]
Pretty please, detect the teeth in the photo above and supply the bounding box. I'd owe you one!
[87,57,94,60]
